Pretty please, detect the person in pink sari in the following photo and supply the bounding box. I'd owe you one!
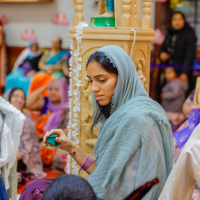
[0,19,7,91]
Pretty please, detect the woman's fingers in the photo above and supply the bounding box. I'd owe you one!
[43,129,63,143]
[56,137,61,143]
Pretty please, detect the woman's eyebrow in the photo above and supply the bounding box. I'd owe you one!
[87,74,108,79]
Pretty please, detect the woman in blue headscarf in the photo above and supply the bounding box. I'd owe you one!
[19,46,173,200]
[5,41,43,95]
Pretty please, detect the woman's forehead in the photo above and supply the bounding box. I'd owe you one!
[13,89,24,95]
[87,62,108,75]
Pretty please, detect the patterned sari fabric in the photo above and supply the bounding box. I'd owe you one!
[18,114,46,180]
[173,90,200,199]
[29,50,70,97]
[106,0,114,12]
[0,173,9,200]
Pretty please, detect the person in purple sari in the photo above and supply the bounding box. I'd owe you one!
[26,79,69,170]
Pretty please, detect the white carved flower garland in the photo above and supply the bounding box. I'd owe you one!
[67,22,88,175]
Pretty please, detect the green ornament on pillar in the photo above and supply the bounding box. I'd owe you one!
[89,0,115,28]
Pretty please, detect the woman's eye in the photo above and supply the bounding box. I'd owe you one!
[88,80,92,83]
[99,79,106,83]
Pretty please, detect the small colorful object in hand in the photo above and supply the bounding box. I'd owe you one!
[46,134,61,149]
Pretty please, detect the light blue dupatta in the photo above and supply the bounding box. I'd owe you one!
[45,50,67,65]
[44,50,68,79]
[87,46,174,200]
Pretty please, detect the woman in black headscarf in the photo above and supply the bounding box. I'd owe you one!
[159,11,197,91]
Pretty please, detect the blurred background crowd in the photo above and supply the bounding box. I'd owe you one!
[1,0,200,198]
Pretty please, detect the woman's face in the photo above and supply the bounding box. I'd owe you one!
[52,38,61,51]
[172,13,185,30]
[10,89,25,111]
[31,43,38,52]
[87,61,118,106]
[48,85,61,105]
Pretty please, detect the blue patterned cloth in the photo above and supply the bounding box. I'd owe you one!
[0,173,9,200]
[173,109,200,148]
[106,0,114,12]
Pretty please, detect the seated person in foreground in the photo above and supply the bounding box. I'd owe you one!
[3,88,46,183]
[19,46,174,200]
[26,79,69,170]
[5,41,43,95]
[172,78,200,199]
[29,37,70,96]
[159,124,200,200]
[161,67,188,125]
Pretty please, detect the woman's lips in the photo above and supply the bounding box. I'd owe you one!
[96,95,103,100]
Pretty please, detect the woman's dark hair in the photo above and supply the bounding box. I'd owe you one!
[86,51,118,133]
[55,37,62,46]
[170,11,197,41]
[41,174,97,200]
[58,38,62,46]
[8,88,26,102]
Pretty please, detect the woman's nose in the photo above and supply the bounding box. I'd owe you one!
[18,99,23,104]
[91,82,99,92]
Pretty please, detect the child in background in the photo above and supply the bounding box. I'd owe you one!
[162,67,188,125]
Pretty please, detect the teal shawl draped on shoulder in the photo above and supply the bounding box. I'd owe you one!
[87,46,174,200]
[45,50,67,65]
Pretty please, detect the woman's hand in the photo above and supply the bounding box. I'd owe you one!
[160,52,170,62]
[183,102,200,117]
[43,67,54,74]
[17,153,21,161]
[26,70,36,78]
[191,103,200,110]
[44,129,97,175]
[43,129,77,153]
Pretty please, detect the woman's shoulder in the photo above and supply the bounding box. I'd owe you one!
[124,109,159,128]
[123,113,162,144]
[121,99,168,134]
[183,27,196,40]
